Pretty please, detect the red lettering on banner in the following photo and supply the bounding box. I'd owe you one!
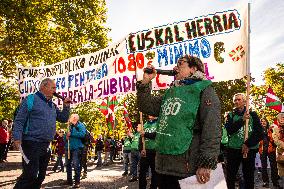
[156,74,166,88]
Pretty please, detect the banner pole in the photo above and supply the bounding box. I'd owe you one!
[243,2,251,159]
[140,112,146,157]
[67,121,71,159]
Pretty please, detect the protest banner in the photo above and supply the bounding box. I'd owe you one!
[17,4,248,106]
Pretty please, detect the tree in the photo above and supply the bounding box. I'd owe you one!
[250,63,284,122]
[0,0,110,119]
[0,80,19,120]
[0,0,110,78]
[213,78,247,120]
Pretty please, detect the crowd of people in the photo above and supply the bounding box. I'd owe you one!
[1,55,284,189]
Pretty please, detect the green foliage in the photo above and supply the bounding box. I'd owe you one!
[0,0,109,120]
[0,0,110,78]
[0,80,20,120]
[250,63,284,123]
[213,78,246,120]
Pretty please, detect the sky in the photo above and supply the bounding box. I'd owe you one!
[105,0,284,85]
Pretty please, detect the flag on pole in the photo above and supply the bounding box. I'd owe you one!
[99,98,108,116]
[106,96,118,130]
[123,102,132,130]
[265,87,284,112]
[106,113,115,130]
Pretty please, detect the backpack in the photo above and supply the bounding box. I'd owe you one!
[23,94,35,134]
[81,129,91,146]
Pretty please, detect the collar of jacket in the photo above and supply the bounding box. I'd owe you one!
[233,106,247,116]
[148,119,158,124]
[171,78,202,87]
[36,91,53,108]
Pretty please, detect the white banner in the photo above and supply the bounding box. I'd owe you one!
[17,4,248,106]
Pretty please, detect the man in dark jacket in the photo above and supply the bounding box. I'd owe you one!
[95,134,104,167]
[139,115,158,189]
[13,78,71,189]
[136,55,221,189]
[225,93,264,189]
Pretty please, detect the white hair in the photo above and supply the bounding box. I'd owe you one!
[233,93,246,102]
[40,78,54,88]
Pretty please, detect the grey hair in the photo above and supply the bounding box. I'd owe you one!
[233,93,246,102]
[40,78,54,89]
[70,114,80,121]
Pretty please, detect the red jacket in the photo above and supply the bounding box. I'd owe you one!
[0,127,9,144]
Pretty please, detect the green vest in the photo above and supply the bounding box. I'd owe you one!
[123,137,132,151]
[144,120,158,150]
[227,112,259,149]
[130,132,140,150]
[221,127,228,145]
[156,80,212,155]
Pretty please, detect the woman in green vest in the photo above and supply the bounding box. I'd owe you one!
[136,55,221,189]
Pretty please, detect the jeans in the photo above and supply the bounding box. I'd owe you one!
[103,151,110,165]
[130,150,140,177]
[96,150,102,166]
[110,149,115,162]
[65,148,82,183]
[260,151,279,185]
[123,151,131,172]
[52,154,64,171]
[139,151,157,189]
[226,148,256,189]
[80,146,88,173]
[14,140,50,189]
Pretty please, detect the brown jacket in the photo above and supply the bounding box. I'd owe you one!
[136,81,221,177]
[272,124,284,176]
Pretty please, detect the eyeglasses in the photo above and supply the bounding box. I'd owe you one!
[177,58,187,65]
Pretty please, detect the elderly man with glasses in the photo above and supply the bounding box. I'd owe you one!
[224,93,263,189]
[136,55,221,189]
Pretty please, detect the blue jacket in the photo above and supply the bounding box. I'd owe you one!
[13,91,70,142]
[65,121,86,150]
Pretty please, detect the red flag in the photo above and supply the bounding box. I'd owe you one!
[106,96,118,130]
[106,113,115,130]
[123,102,132,130]
[108,96,118,112]
[265,87,284,112]
[99,98,108,116]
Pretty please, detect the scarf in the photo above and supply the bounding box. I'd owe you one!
[171,70,206,87]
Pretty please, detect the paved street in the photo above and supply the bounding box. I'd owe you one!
[0,151,277,189]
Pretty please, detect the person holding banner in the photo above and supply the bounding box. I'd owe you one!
[13,78,71,189]
[136,55,221,189]
[224,93,263,189]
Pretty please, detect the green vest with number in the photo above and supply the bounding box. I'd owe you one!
[156,80,212,155]
[130,132,140,150]
[144,120,158,150]
[221,127,228,145]
[123,137,132,151]
[227,112,259,149]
